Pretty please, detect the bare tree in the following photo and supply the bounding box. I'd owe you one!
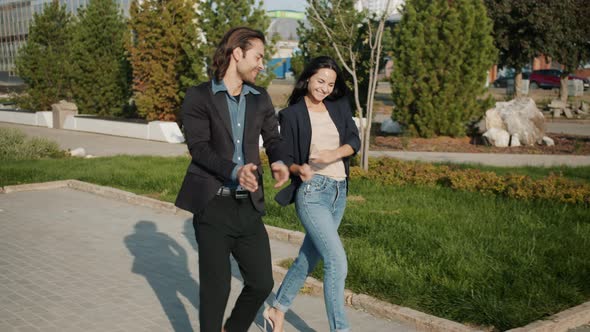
[308,0,396,170]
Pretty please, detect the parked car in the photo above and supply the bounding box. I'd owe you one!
[492,72,531,88]
[528,69,590,90]
[492,75,513,88]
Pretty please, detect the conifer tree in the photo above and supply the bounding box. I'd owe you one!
[128,0,199,121]
[15,1,73,111]
[196,0,275,86]
[71,0,130,116]
[391,0,496,137]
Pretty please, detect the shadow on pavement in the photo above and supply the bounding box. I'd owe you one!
[125,220,200,332]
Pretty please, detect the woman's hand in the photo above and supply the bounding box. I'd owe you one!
[298,163,314,182]
[309,149,341,164]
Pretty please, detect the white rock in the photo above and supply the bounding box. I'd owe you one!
[510,134,521,147]
[563,108,573,118]
[475,118,487,134]
[582,102,589,113]
[483,128,510,147]
[84,154,96,159]
[484,108,505,131]
[380,118,402,134]
[542,136,555,146]
[69,147,86,157]
[486,97,545,146]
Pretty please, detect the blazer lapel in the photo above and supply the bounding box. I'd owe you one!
[211,89,233,138]
[295,100,312,161]
[245,93,257,135]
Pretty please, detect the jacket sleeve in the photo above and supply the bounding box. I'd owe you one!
[259,91,285,165]
[182,86,236,180]
[342,98,361,155]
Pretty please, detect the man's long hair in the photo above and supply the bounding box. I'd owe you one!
[211,27,266,81]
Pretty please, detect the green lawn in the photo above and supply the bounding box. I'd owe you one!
[2,156,589,330]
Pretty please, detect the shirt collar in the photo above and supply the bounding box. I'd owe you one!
[211,79,260,96]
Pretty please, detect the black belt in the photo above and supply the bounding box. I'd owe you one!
[216,186,249,199]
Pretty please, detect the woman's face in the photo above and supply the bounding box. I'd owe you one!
[306,68,337,103]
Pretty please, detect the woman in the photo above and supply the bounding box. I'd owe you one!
[264,56,361,332]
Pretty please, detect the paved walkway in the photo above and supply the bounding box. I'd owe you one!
[0,187,415,332]
[0,122,187,157]
[3,122,590,166]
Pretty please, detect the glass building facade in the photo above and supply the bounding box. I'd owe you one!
[0,0,130,77]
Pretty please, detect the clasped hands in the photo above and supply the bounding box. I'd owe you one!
[298,148,341,182]
[237,162,289,192]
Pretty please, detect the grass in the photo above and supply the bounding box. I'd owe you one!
[1,156,589,330]
[0,156,188,203]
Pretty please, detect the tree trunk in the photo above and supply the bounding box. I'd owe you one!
[514,72,522,97]
[560,75,568,103]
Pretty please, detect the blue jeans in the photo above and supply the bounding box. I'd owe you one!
[273,174,350,332]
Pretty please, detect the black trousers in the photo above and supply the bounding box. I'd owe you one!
[194,195,273,332]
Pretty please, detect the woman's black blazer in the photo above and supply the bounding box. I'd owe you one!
[275,97,361,206]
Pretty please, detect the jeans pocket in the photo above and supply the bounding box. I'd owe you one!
[304,175,329,195]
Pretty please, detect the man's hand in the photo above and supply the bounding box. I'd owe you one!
[309,149,341,164]
[237,163,259,192]
[271,162,289,188]
[298,163,314,182]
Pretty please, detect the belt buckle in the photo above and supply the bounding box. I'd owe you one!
[234,190,249,199]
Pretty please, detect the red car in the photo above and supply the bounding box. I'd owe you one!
[529,69,590,90]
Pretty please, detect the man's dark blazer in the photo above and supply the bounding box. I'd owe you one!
[175,81,284,215]
[275,97,361,207]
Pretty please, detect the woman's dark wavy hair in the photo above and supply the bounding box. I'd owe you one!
[211,27,265,81]
[287,56,348,106]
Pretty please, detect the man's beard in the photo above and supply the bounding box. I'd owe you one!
[239,68,257,85]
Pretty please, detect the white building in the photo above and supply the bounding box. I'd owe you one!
[0,0,131,79]
[355,0,404,20]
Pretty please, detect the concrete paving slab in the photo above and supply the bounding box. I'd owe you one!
[0,188,416,332]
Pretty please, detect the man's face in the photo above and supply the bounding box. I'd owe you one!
[236,38,265,84]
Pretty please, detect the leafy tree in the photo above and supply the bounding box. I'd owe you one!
[196,0,276,86]
[391,0,497,137]
[70,0,130,116]
[483,0,546,96]
[15,1,73,111]
[127,0,199,121]
[538,0,590,102]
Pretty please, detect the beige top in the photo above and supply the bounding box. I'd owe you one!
[308,110,346,180]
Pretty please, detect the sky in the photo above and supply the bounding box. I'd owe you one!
[263,0,306,12]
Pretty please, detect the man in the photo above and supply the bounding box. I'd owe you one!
[175,27,289,332]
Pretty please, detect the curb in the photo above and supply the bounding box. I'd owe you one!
[2,180,589,331]
[1,180,192,218]
[506,301,590,332]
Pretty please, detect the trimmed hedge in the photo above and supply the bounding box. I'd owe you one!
[350,159,589,205]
